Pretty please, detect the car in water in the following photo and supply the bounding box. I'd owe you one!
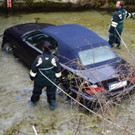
[1,23,135,108]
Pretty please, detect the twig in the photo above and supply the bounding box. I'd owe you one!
[115,28,135,60]
[32,125,38,135]
[39,69,135,135]
[74,115,82,135]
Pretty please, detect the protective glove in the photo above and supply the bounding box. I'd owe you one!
[132,12,135,16]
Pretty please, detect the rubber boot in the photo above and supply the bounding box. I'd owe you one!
[28,100,36,108]
[49,101,57,111]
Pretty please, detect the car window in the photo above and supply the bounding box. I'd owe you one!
[78,46,116,66]
[26,33,58,56]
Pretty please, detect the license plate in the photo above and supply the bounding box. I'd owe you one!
[109,81,127,91]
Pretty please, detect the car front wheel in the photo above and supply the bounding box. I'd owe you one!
[2,42,13,54]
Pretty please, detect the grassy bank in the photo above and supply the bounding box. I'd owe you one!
[0,0,135,13]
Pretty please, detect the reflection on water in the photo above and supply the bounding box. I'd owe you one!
[0,10,135,135]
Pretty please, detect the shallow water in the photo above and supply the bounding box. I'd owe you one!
[0,10,135,135]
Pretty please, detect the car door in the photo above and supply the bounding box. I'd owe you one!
[22,32,58,67]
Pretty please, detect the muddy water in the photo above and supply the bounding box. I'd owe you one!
[0,10,135,135]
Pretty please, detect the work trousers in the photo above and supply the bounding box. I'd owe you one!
[31,82,56,105]
[108,29,122,48]
[108,25,123,48]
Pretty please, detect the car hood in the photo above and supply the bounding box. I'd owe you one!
[61,59,130,84]
[81,64,119,83]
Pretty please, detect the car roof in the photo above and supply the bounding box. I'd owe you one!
[41,24,111,64]
[41,24,109,48]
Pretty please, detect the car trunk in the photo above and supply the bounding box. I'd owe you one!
[11,23,55,37]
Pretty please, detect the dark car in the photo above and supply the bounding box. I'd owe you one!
[1,23,135,107]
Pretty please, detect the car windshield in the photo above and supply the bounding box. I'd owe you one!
[78,46,116,66]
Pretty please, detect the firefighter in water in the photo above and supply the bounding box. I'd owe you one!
[108,0,135,49]
[29,41,61,111]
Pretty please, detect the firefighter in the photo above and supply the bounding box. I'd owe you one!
[108,0,135,49]
[28,41,61,111]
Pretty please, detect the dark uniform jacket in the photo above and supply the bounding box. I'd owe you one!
[30,52,61,86]
[109,8,133,34]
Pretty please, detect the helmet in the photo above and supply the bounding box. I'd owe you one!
[42,41,52,53]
